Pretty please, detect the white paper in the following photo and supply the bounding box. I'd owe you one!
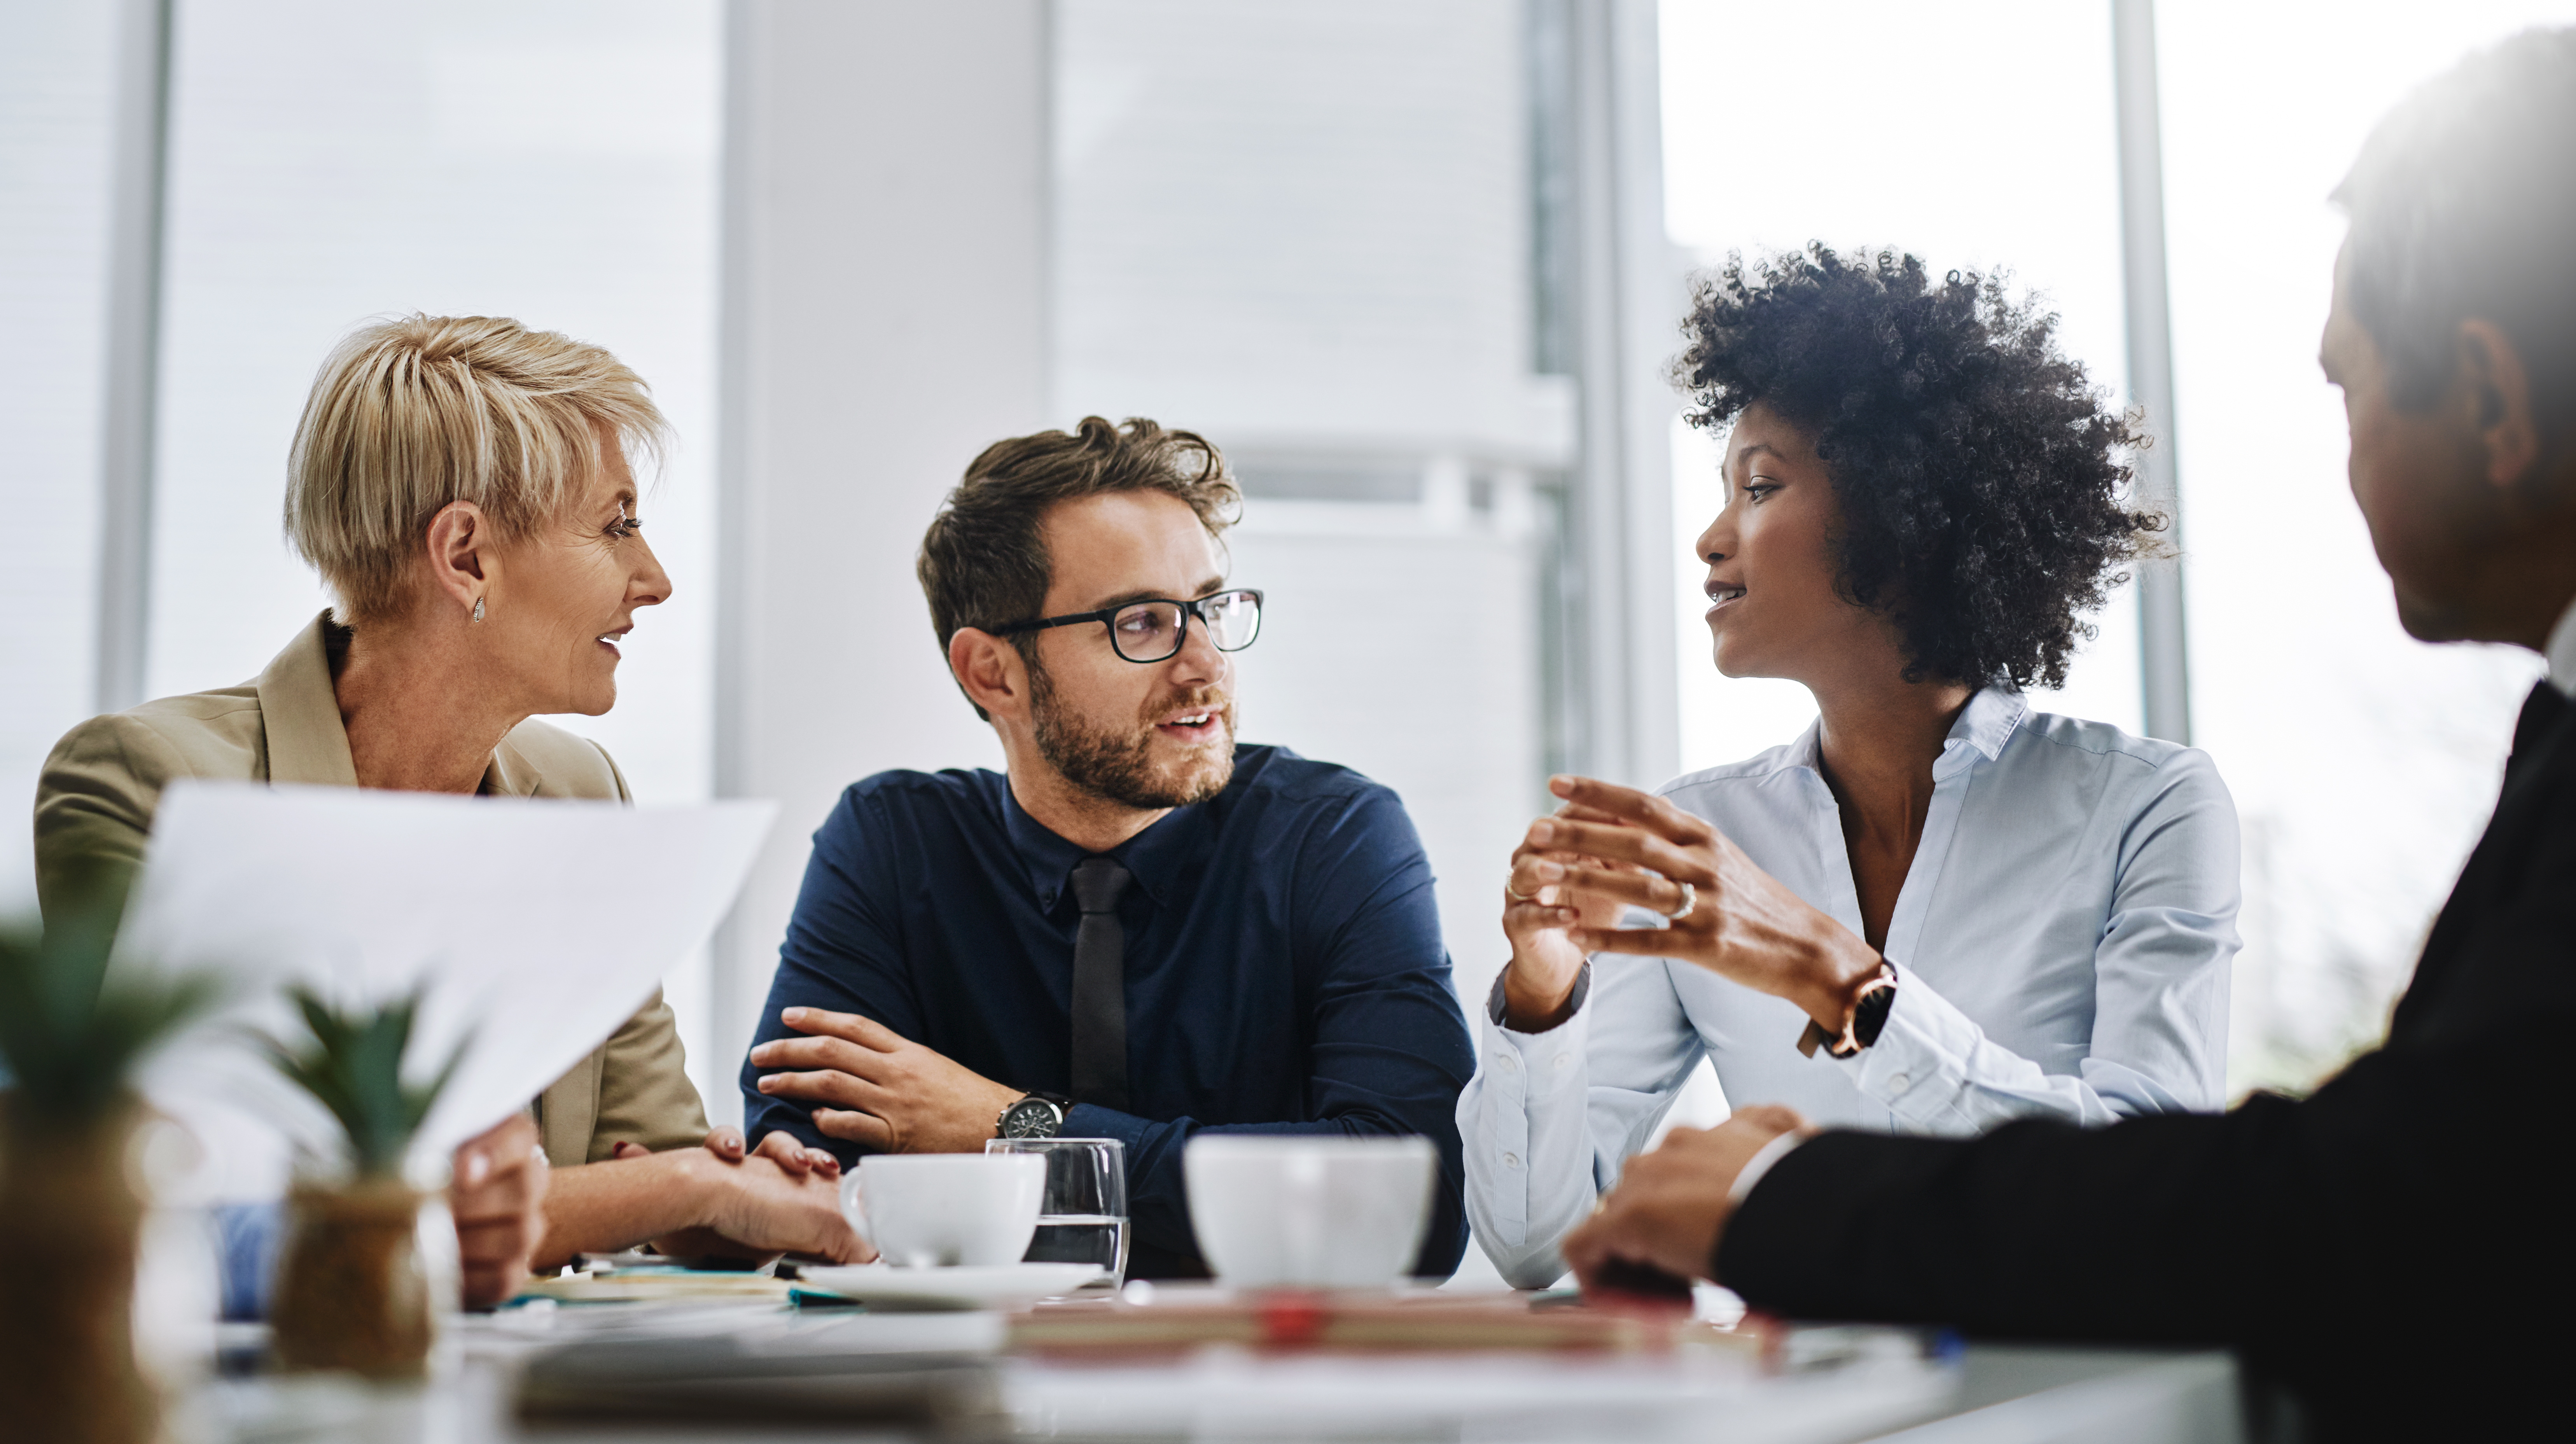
[113,781,774,1202]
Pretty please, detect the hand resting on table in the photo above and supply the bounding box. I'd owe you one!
[1561,1105,1813,1299]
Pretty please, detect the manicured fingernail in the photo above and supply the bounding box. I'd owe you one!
[462,1152,490,1186]
[1529,822,1555,844]
[1550,775,1575,794]
[758,1076,777,1091]
[783,1007,806,1022]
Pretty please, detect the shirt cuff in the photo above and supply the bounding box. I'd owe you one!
[1830,965,1982,1128]
[1061,1103,1152,1154]
[1727,1129,1805,1206]
[1485,960,1591,1032]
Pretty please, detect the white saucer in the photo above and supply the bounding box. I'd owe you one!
[796,1261,1107,1311]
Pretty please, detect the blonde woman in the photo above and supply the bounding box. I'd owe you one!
[35,315,862,1306]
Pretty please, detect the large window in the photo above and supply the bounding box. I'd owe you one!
[2155,0,2576,1090]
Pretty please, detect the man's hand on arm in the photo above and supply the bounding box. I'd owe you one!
[748,1007,1023,1154]
[449,1113,547,1309]
[1560,1105,1812,1297]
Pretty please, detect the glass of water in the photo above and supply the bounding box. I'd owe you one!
[984,1136,1127,1287]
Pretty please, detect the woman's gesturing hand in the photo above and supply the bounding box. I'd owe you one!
[1524,775,1884,1035]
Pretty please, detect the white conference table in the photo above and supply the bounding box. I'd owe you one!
[186,1298,2246,1444]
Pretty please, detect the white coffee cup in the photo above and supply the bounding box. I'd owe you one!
[1183,1136,1436,1289]
[842,1154,1046,1267]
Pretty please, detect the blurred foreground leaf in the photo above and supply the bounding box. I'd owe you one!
[261,985,467,1179]
[0,881,219,1128]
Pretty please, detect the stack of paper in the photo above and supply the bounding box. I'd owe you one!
[112,781,773,1201]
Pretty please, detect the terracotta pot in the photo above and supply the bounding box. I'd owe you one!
[269,1177,437,1379]
[0,1096,158,1444]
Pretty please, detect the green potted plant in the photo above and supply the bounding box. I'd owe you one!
[0,896,217,1444]
[259,984,467,1380]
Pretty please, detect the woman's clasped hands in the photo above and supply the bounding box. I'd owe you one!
[607,1125,873,1264]
[1502,775,1887,1040]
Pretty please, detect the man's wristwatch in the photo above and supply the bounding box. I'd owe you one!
[1797,961,1899,1059]
[997,1091,1074,1140]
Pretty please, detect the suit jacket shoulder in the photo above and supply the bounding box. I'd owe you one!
[34,685,270,926]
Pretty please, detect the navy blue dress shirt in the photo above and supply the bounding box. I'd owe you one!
[741,744,1475,1279]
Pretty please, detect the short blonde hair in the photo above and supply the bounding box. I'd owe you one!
[285,314,668,621]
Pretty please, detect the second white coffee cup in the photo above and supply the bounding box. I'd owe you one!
[1184,1135,1436,1288]
[843,1153,1046,1267]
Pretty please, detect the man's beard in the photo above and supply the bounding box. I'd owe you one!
[1028,659,1236,811]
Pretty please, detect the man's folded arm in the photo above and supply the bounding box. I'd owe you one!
[740,797,925,1157]
[1286,790,1478,1276]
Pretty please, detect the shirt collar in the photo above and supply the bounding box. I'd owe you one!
[1001,781,1205,912]
[1944,686,2027,768]
[2546,593,2576,698]
[1784,685,2025,781]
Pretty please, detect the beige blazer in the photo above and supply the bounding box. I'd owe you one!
[33,612,710,1168]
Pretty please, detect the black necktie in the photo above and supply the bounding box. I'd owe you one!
[1068,856,1132,1112]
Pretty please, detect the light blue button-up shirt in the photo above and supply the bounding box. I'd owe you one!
[1459,688,2241,1287]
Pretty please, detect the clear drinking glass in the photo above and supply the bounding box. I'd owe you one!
[985,1136,1128,1287]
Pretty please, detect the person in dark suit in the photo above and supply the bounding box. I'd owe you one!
[1547,29,2576,1440]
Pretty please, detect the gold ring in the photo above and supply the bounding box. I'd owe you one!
[1505,883,1533,903]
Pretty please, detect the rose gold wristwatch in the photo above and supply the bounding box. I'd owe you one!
[1797,960,1899,1059]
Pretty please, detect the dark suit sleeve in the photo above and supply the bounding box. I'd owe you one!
[739,788,923,1157]
[1063,784,1477,1279]
[1716,768,2576,1414]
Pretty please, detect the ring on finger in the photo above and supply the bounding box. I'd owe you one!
[1664,881,1696,921]
[1505,882,1532,903]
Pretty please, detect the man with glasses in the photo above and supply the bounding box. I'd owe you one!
[740,416,1474,1279]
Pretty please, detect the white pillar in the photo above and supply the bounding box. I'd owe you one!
[2113,0,2192,745]
[94,0,174,714]
[712,0,1048,1123]
[1565,0,1681,789]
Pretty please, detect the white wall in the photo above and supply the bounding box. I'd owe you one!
[711,0,1046,1123]
[0,0,118,916]
[1054,0,1569,462]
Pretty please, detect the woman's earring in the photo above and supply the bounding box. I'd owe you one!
[472,597,486,622]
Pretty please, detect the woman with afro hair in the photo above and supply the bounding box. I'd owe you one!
[1459,246,2241,1288]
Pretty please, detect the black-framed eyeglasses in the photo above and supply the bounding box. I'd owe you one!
[992,588,1264,664]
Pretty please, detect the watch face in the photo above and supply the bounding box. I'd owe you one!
[1000,1098,1062,1139]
